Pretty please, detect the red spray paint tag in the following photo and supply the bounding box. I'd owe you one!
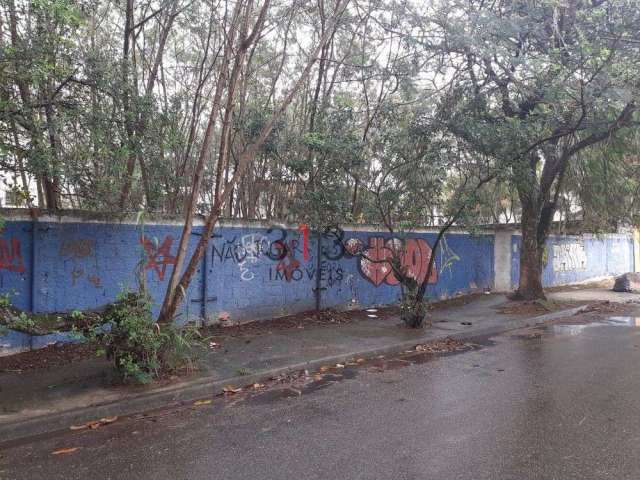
[298,224,310,262]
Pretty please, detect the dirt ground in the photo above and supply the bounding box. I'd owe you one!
[206,294,492,339]
[204,305,402,339]
[0,343,98,373]
[494,299,584,316]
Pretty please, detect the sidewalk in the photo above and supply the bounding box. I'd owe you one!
[0,290,618,443]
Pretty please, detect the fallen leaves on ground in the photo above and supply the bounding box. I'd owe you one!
[578,301,630,314]
[52,447,79,455]
[207,339,475,407]
[69,416,118,431]
[496,299,574,316]
[193,399,212,406]
[413,338,470,354]
[222,385,242,394]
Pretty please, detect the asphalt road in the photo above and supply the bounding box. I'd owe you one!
[3,315,640,479]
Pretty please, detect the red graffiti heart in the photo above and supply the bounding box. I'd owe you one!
[358,238,394,286]
[358,237,437,287]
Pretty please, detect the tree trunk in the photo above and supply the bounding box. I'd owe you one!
[515,199,546,300]
[158,0,270,323]
[118,0,136,210]
[42,175,59,210]
[158,0,349,323]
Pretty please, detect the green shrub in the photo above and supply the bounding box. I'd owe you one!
[0,292,12,308]
[92,291,201,384]
[8,312,37,332]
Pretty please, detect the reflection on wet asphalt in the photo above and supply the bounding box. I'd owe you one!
[3,317,640,480]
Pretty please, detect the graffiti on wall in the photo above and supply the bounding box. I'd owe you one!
[552,242,587,272]
[237,233,268,281]
[212,233,271,282]
[320,227,441,288]
[268,259,344,285]
[59,238,102,287]
[140,236,177,281]
[59,239,94,259]
[272,239,301,281]
[357,237,438,286]
[210,227,441,289]
[0,237,25,273]
[212,235,267,264]
[211,227,319,284]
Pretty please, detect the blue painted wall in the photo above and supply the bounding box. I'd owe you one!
[0,218,495,324]
[510,233,634,289]
[0,327,80,357]
[0,220,32,311]
[2,215,635,357]
[0,216,634,327]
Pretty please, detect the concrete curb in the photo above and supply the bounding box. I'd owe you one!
[0,305,588,446]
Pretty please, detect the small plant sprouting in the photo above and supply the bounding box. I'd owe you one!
[9,312,36,332]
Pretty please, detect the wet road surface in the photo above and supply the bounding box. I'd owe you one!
[3,316,640,479]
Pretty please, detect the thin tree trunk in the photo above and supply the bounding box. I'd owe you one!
[159,0,250,322]
[118,0,137,210]
[158,0,349,323]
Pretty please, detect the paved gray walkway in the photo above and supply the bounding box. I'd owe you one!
[548,287,640,304]
[5,306,640,479]
[198,294,517,381]
[0,287,626,442]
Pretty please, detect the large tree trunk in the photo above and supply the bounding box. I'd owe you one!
[515,157,562,301]
[516,201,546,300]
[513,99,637,300]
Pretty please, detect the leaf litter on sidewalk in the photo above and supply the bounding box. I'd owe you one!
[69,416,118,431]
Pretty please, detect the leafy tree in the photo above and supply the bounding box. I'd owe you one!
[423,0,640,299]
[563,130,640,232]
[158,0,352,323]
[1,0,83,208]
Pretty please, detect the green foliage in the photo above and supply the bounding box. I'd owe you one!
[0,293,12,309]
[564,131,640,232]
[8,312,37,333]
[1,0,639,283]
[90,291,201,384]
[67,324,86,343]
[0,292,40,333]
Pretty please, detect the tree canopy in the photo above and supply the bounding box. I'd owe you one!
[2,0,640,308]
